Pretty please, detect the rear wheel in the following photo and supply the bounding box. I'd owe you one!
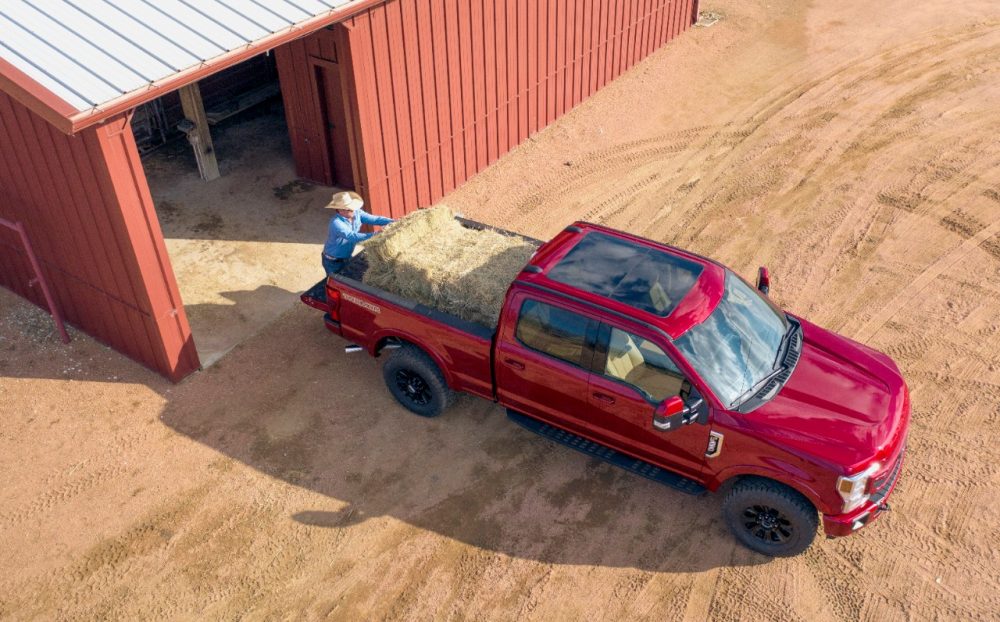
[382,345,455,417]
[723,478,818,556]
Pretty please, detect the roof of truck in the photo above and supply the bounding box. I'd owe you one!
[520,222,727,339]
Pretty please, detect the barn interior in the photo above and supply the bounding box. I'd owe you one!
[138,54,339,367]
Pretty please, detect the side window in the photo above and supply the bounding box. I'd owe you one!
[603,327,685,402]
[515,299,591,366]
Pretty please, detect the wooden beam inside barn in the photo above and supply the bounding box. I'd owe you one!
[178,83,221,181]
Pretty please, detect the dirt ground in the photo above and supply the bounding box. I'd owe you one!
[144,100,336,366]
[2,0,999,619]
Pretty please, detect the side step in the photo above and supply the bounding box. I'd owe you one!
[507,410,706,496]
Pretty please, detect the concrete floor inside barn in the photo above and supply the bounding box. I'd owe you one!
[143,99,338,367]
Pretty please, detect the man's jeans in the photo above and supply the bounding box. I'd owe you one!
[322,254,347,277]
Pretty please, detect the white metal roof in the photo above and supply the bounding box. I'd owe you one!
[0,0,355,113]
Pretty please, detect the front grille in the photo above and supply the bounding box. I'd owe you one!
[870,448,904,504]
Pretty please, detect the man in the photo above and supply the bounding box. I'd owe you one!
[322,191,394,276]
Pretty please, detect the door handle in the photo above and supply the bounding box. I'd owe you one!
[592,392,616,405]
[504,358,525,370]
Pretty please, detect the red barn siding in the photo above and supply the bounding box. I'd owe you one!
[0,0,698,382]
[279,0,696,218]
[0,93,198,381]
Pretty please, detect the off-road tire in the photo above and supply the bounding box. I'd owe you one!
[382,345,455,417]
[723,478,819,557]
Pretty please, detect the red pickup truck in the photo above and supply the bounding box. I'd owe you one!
[302,219,909,556]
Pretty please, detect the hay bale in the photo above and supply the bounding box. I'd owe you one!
[362,207,537,326]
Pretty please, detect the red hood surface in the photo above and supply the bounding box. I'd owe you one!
[744,318,909,471]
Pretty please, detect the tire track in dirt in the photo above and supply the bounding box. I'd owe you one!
[0,463,129,528]
[822,141,1000,332]
[453,19,1000,620]
[7,486,211,620]
[854,220,1000,343]
[763,36,998,293]
[681,568,722,622]
[5,4,1000,620]
[0,420,159,529]
[883,332,1000,368]
[490,22,999,267]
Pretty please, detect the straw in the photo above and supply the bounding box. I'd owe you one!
[362,207,537,326]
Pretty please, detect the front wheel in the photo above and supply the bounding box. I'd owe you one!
[382,345,455,417]
[722,478,818,557]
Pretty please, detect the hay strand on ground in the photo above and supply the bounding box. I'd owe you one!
[362,207,537,326]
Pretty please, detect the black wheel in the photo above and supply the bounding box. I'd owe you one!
[723,478,818,557]
[382,345,455,417]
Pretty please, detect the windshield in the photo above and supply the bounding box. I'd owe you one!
[674,271,788,407]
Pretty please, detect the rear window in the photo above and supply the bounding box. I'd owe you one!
[515,299,591,366]
[546,232,702,317]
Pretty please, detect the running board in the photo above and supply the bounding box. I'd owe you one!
[507,410,706,496]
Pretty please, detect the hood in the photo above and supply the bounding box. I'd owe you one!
[747,318,909,470]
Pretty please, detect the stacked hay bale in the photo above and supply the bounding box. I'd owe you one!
[362,207,538,327]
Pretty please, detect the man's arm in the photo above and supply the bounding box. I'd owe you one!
[330,217,375,243]
[359,210,394,226]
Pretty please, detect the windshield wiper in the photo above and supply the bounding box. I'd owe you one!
[736,319,800,410]
[729,366,785,409]
[772,317,796,370]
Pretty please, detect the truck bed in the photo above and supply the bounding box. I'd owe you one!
[302,217,540,400]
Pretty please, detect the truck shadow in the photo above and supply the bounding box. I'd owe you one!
[159,304,770,572]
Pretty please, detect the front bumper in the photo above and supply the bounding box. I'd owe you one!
[823,445,905,537]
[823,499,892,537]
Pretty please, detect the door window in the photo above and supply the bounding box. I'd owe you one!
[602,327,685,402]
[515,299,592,367]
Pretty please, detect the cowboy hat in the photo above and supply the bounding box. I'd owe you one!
[325,191,364,211]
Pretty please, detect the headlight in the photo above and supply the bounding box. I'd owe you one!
[837,463,880,513]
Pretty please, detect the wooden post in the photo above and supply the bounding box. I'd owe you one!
[178,82,221,181]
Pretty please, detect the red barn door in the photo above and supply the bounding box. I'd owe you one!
[312,59,355,189]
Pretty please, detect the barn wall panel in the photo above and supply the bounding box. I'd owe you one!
[0,93,198,381]
[281,0,694,218]
[345,13,391,211]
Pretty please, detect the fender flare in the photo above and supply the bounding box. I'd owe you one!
[370,329,456,389]
[710,466,831,515]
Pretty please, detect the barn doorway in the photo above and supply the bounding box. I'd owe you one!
[139,54,345,367]
[274,24,362,195]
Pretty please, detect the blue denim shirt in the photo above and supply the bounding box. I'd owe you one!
[323,210,393,259]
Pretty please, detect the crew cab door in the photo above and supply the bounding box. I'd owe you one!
[495,293,598,435]
[586,323,711,479]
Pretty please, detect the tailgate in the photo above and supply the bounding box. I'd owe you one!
[300,278,328,311]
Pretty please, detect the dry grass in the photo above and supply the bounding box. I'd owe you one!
[362,207,538,326]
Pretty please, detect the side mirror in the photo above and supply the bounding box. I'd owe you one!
[652,396,685,431]
[756,266,771,295]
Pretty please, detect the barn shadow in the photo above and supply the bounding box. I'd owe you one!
[181,285,310,368]
[155,251,771,573]
[2,239,769,571]
[0,247,771,570]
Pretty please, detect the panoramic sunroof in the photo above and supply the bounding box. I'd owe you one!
[547,232,703,317]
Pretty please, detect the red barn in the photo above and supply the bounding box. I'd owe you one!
[0,0,699,381]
